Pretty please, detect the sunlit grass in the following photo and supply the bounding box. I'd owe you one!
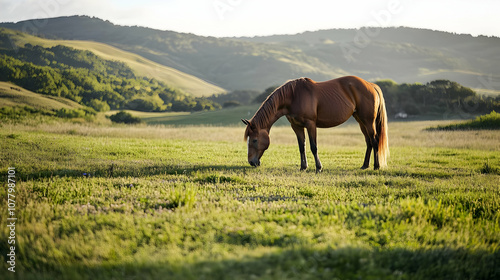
[0,121,499,279]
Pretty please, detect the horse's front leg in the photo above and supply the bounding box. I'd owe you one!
[306,123,322,173]
[291,124,308,170]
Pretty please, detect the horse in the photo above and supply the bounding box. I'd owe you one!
[242,76,389,172]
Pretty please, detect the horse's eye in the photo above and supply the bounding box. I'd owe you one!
[252,139,258,143]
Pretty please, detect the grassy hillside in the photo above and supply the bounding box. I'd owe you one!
[0,81,82,110]
[0,120,499,279]
[1,16,499,93]
[0,28,225,97]
[0,34,221,113]
[45,40,226,97]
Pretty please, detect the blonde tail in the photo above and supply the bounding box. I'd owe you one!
[376,86,389,167]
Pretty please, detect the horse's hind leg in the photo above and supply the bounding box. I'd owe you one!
[365,123,380,170]
[354,113,376,169]
[361,132,372,169]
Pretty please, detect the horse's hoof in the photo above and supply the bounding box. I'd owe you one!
[316,168,323,173]
[360,165,369,170]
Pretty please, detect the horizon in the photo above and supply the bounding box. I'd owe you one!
[2,14,499,40]
[1,0,499,38]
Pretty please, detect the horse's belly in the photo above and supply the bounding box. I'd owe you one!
[316,118,349,128]
[316,108,353,128]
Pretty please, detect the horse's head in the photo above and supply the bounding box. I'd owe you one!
[242,119,270,167]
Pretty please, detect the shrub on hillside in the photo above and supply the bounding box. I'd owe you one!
[0,105,54,119]
[56,107,96,119]
[223,101,241,108]
[428,111,500,130]
[56,108,86,118]
[108,111,143,124]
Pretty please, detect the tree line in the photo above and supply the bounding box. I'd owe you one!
[376,80,499,117]
[0,44,220,112]
[239,80,499,118]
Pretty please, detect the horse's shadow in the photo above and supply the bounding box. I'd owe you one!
[17,164,250,181]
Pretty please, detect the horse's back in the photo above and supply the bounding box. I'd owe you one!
[332,76,380,107]
[312,76,380,127]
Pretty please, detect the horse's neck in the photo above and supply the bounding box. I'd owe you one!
[265,109,285,131]
[254,90,287,131]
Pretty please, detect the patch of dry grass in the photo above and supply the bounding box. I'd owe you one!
[2,120,499,151]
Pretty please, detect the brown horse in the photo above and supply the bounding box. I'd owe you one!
[242,76,389,172]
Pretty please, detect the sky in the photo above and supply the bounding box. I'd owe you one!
[0,0,499,38]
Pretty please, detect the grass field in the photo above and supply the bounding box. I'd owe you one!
[0,120,499,279]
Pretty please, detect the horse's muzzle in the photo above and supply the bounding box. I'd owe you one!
[249,159,260,167]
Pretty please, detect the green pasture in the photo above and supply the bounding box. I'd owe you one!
[0,120,499,279]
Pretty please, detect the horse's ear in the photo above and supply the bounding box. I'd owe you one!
[241,119,250,126]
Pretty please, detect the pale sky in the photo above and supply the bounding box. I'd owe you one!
[0,0,499,38]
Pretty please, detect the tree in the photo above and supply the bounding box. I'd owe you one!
[125,98,161,112]
[254,86,278,103]
[89,99,110,112]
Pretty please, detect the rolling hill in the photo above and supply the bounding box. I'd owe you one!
[0,28,225,97]
[1,16,499,94]
[0,32,222,113]
[237,28,500,94]
[0,81,82,110]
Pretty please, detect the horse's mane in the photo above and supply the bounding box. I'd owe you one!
[245,78,313,137]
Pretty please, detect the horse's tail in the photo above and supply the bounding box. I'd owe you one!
[374,85,389,168]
